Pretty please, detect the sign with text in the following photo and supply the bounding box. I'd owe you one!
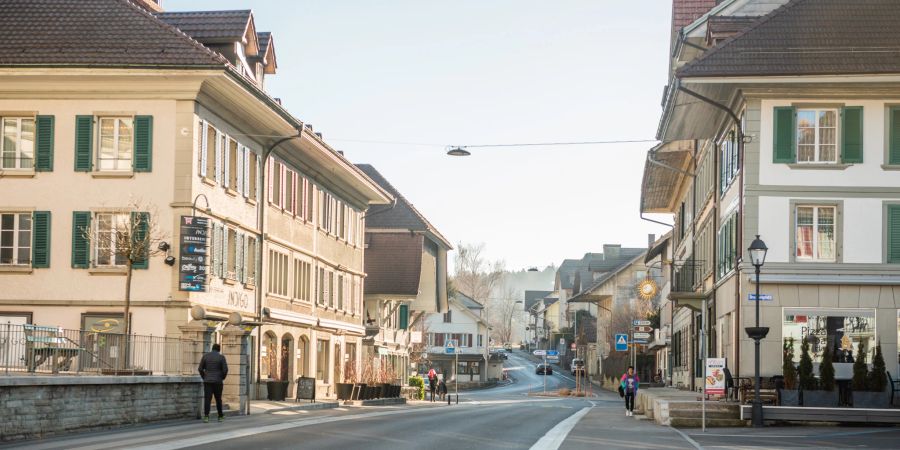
[705,358,726,395]
[748,293,773,301]
[546,350,559,356]
[633,326,654,333]
[533,350,546,356]
[178,216,209,292]
[632,320,651,327]
[633,332,652,340]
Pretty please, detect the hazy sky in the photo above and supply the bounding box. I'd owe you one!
[171,0,672,270]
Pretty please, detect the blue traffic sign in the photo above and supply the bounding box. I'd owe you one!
[546,350,559,356]
[615,334,628,351]
[748,294,773,301]
[445,340,457,354]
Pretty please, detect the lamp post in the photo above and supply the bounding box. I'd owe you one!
[745,235,768,428]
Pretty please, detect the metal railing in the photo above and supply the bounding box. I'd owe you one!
[0,323,202,376]
[671,259,703,293]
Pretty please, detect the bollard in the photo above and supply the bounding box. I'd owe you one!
[447,394,450,405]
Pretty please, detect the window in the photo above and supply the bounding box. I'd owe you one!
[316,339,329,383]
[267,249,289,297]
[284,169,294,214]
[1,117,35,169]
[97,117,133,171]
[888,204,900,263]
[293,259,311,302]
[328,271,335,308]
[784,308,875,364]
[443,310,452,323]
[203,122,216,178]
[719,126,739,194]
[306,181,315,221]
[337,274,344,310]
[226,228,236,279]
[227,138,238,190]
[477,335,483,347]
[0,213,31,265]
[95,213,129,267]
[432,333,445,347]
[716,213,738,278]
[458,361,480,375]
[317,267,328,306]
[797,109,837,163]
[796,206,836,261]
[248,152,258,200]
[246,236,257,284]
[272,162,282,208]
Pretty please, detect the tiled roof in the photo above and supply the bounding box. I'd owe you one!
[0,0,227,67]
[258,32,272,51]
[356,164,452,249]
[524,290,552,310]
[155,10,252,41]
[706,15,759,42]
[673,0,718,31]
[679,0,900,78]
[363,233,423,296]
[453,292,484,310]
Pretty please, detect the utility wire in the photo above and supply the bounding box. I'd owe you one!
[455,139,657,148]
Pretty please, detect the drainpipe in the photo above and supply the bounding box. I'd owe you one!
[677,85,744,379]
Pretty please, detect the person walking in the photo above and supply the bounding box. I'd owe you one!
[199,343,228,423]
[438,377,448,401]
[427,367,438,402]
[620,366,639,416]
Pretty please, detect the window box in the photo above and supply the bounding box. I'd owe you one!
[0,266,33,274]
[0,169,35,178]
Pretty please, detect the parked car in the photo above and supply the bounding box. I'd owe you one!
[570,358,585,376]
[503,343,512,352]
[536,363,553,375]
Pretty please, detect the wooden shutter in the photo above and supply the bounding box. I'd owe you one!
[840,107,863,164]
[199,120,208,177]
[131,211,150,269]
[236,233,244,283]
[267,158,274,203]
[773,107,796,163]
[71,211,91,268]
[133,115,153,172]
[398,304,409,330]
[243,147,250,197]
[214,131,222,184]
[74,116,93,172]
[889,205,900,263]
[32,211,51,268]
[223,138,231,189]
[35,115,54,172]
[890,107,900,165]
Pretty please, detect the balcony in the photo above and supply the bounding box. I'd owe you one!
[669,259,704,310]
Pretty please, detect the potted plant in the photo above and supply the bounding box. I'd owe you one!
[805,344,838,407]
[266,372,289,402]
[362,358,378,400]
[853,341,889,408]
[797,336,815,405]
[336,359,357,400]
[779,338,800,406]
[378,360,393,399]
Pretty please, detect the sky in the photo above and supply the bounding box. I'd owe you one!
[170,0,673,270]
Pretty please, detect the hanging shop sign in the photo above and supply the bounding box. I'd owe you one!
[178,216,209,292]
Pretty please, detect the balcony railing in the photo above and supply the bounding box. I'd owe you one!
[671,259,703,294]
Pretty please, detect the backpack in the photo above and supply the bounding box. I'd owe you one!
[618,385,625,398]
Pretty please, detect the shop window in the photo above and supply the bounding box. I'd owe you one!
[783,308,875,364]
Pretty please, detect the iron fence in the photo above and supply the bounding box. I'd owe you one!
[0,323,203,376]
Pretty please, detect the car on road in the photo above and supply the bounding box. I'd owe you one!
[570,358,585,376]
[503,343,512,352]
[535,363,553,375]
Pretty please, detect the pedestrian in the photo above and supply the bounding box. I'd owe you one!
[427,366,437,402]
[620,366,639,416]
[199,343,228,423]
[438,377,447,401]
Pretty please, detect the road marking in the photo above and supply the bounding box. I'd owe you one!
[528,406,591,450]
[670,426,704,450]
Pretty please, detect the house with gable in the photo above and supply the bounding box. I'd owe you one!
[425,292,497,383]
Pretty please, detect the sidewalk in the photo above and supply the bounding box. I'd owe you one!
[249,399,339,414]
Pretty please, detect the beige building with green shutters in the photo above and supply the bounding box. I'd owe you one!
[0,0,391,401]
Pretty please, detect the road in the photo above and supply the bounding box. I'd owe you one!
[9,351,900,450]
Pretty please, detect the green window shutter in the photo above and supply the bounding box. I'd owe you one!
[773,107,796,163]
[888,205,900,263]
[131,212,150,269]
[32,211,51,268]
[71,211,91,268]
[890,108,900,165]
[35,115,54,172]
[133,115,153,172]
[840,106,863,163]
[74,116,93,172]
[399,304,409,330]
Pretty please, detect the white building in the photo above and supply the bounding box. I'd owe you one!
[424,293,497,383]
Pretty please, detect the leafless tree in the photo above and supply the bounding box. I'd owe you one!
[453,242,506,343]
[489,286,521,345]
[80,200,167,365]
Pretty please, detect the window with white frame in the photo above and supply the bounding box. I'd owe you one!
[227,138,238,190]
[1,117,35,170]
[719,126,739,194]
[272,162,282,208]
[226,228,237,279]
[95,213,129,266]
[328,270,335,308]
[293,258,311,302]
[796,205,836,261]
[97,117,133,171]
[267,249,289,297]
[285,168,294,214]
[797,109,837,163]
[0,213,31,265]
[337,274,344,310]
[317,267,327,306]
[246,236,257,284]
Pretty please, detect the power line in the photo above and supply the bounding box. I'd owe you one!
[455,139,657,148]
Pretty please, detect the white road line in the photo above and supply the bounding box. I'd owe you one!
[670,426,704,450]
[528,406,591,450]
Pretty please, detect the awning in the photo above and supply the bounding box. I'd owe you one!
[644,236,670,263]
[640,140,694,214]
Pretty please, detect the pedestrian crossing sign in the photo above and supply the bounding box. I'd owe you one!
[615,334,628,352]
[445,340,457,354]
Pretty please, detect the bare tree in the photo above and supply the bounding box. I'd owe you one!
[81,200,167,359]
[489,286,520,345]
[453,242,505,343]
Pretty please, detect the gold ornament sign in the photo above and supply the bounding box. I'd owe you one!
[637,279,659,300]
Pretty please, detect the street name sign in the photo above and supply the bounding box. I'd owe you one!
[748,294,773,301]
[632,320,651,327]
[633,326,653,333]
[615,334,628,351]
[445,340,457,354]
[533,350,546,356]
[633,332,652,340]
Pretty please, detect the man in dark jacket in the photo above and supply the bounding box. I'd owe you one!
[199,343,228,423]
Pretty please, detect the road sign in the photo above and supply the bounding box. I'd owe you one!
[633,332,652,340]
[445,340,457,354]
[615,334,628,352]
[546,350,559,356]
[632,320,651,327]
[570,343,576,350]
[533,350,546,356]
[748,293,773,301]
[546,355,559,362]
[633,326,653,333]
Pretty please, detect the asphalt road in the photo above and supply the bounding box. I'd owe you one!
[9,350,900,450]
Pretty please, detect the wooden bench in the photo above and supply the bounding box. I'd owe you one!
[23,324,82,373]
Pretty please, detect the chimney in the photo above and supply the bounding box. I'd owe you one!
[603,244,621,260]
[648,234,656,249]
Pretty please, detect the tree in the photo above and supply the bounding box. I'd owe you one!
[453,242,505,342]
[819,344,835,391]
[782,338,797,390]
[81,200,166,368]
[798,337,815,391]
[868,341,887,392]
[852,340,869,391]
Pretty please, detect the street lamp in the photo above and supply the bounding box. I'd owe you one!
[745,235,768,428]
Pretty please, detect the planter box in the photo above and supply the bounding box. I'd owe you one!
[336,383,354,400]
[779,389,800,406]
[266,380,289,401]
[802,390,838,407]
[352,383,366,400]
[379,383,391,399]
[852,391,890,408]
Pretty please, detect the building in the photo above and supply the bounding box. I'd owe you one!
[642,0,900,388]
[523,290,552,349]
[0,0,391,403]
[354,164,451,383]
[425,293,496,383]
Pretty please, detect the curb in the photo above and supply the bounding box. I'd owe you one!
[252,401,340,414]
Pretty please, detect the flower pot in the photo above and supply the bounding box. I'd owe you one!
[365,385,376,400]
[778,389,800,406]
[266,380,289,401]
[801,390,838,407]
[391,385,400,398]
[352,383,366,400]
[852,391,890,408]
[336,383,354,400]
[379,383,391,399]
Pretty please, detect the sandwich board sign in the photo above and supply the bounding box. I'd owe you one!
[615,334,628,352]
[705,358,726,395]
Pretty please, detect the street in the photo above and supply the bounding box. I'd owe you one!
[7,351,900,450]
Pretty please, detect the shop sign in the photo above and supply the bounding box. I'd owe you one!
[178,216,209,292]
[410,331,422,344]
[705,358,726,395]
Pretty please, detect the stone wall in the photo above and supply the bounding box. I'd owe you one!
[0,375,201,442]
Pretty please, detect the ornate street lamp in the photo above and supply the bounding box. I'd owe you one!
[745,235,768,428]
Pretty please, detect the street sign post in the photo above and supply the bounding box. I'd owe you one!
[178,216,209,292]
[532,350,546,356]
[633,326,653,333]
[748,293,773,301]
[632,320,651,327]
[633,332,652,340]
[445,340,456,354]
[615,334,628,352]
